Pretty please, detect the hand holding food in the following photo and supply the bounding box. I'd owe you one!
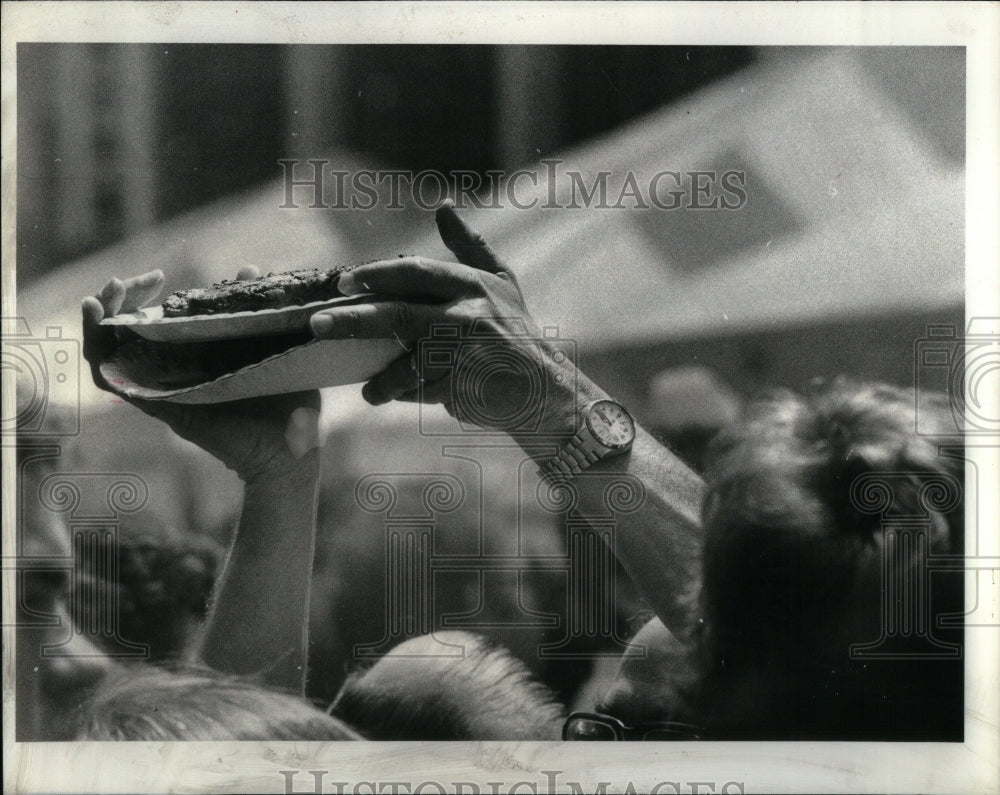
[309,201,596,438]
[82,267,322,481]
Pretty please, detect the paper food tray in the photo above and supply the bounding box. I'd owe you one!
[100,338,403,404]
[99,295,371,342]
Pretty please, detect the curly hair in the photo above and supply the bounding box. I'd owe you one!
[73,523,222,661]
[694,380,964,738]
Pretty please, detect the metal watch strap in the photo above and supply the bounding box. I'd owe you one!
[539,429,601,481]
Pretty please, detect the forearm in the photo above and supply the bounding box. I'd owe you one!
[191,451,320,694]
[591,426,706,637]
[512,364,706,640]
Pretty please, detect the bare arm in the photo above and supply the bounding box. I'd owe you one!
[192,452,319,692]
[569,425,705,637]
[83,271,324,695]
[310,203,706,639]
[506,359,706,637]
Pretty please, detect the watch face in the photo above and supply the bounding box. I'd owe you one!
[585,400,636,450]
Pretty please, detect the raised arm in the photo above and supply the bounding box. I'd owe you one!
[309,203,706,638]
[82,271,323,694]
[191,431,320,692]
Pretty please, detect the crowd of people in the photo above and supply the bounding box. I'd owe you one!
[16,202,964,742]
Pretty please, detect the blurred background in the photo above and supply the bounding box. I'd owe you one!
[16,45,965,400]
[12,45,965,730]
[17,44,758,277]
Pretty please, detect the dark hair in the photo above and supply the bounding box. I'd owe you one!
[73,665,361,741]
[695,380,964,738]
[330,631,565,740]
[73,524,222,660]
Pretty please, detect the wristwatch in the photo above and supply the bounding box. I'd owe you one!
[540,399,636,481]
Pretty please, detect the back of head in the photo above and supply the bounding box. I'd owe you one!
[698,380,964,738]
[74,665,361,740]
[73,523,222,661]
[331,632,565,740]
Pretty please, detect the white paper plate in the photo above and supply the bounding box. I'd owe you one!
[100,295,373,342]
[100,338,404,403]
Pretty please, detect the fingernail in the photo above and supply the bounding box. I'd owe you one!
[100,279,119,302]
[310,314,333,335]
[81,296,101,324]
[338,272,359,294]
[436,200,457,227]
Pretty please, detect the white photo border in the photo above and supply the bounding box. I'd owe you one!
[2,2,998,794]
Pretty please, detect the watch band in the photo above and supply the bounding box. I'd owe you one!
[539,399,635,484]
[539,430,601,481]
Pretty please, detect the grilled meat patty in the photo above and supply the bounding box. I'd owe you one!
[161,267,353,318]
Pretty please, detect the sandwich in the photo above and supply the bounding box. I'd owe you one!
[161,267,354,317]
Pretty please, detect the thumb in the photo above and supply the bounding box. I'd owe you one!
[81,296,119,394]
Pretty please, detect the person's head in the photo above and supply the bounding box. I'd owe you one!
[701,380,962,666]
[15,433,119,740]
[73,522,222,661]
[73,664,361,740]
[330,631,565,740]
[589,616,701,733]
[596,380,964,739]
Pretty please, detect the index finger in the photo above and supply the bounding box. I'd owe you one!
[96,270,165,316]
[435,199,511,276]
[119,270,165,313]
